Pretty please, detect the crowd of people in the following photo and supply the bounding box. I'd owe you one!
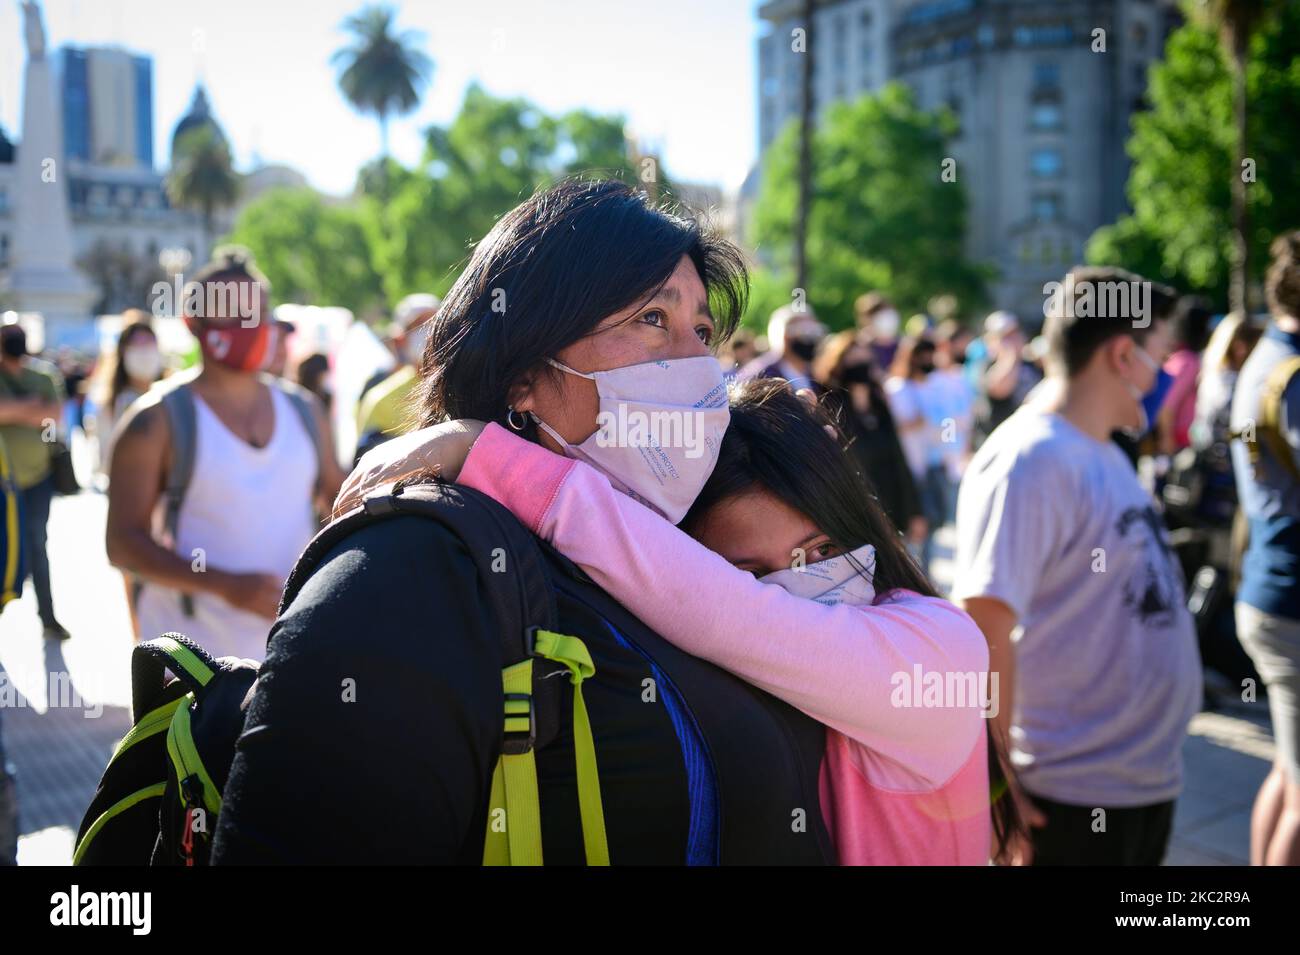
[2,178,1299,867]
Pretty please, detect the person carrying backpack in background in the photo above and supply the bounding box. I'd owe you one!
[105,247,344,659]
[1230,231,1300,866]
[0,320,69,641]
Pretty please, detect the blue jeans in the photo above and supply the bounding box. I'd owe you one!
[18,475,57,627]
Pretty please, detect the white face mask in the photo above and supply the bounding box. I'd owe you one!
[122,345,163,382]
[531,355,731,524]
[760,543,878,606]
[873,309,900,339]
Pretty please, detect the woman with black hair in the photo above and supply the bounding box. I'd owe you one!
[814,330,925,548]
[340,379,1019,863]
[212,179,841,865]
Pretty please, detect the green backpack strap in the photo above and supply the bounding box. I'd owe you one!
[482,628,609,866]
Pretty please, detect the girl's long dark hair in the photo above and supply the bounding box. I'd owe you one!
[683,378,1023,857]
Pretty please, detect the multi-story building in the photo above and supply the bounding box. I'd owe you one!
[753,0,1181,320]
[0,46,234,317]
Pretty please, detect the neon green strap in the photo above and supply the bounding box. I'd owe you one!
[535,629,609,866]
[151,635,216,688]
[481,630,609,866]
[482,659,544,866]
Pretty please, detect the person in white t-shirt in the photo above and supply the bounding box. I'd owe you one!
[952,266,1200,866]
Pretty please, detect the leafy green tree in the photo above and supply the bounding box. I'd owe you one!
[1087,2,1299,305]
[226,188,384,314]
[333,4,432,159]
[166,125,240,257]
[751,82,989,330]
[361,84,638,304]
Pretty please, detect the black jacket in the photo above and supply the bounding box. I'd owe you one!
[210,512,836,865]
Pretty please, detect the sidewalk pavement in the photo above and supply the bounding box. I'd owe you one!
[0,497,1276,865]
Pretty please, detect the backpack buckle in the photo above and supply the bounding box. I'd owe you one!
[501,693,535,755]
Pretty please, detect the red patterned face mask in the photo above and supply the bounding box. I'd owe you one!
[188,317,277,372]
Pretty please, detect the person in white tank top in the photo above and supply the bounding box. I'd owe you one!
[106,249,345,662]
[133,386,318,659]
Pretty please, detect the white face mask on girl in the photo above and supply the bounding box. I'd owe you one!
[122,345,163,382]
[760,543,878,607]
[530,355,731,524]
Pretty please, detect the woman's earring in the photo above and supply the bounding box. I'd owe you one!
[506,407,528,431]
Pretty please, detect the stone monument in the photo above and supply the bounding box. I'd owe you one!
[1,1,99,344]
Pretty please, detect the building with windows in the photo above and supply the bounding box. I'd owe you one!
[753,0,1181,319]
[0,45,236,324]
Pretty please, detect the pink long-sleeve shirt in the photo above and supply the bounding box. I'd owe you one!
[459,423,993,865]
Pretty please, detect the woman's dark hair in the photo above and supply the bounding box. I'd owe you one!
[682,377,1023,856]
[417,178,747,431]
[109,317,157,413]
[684,378,933,597]
[1171,296,1213,353]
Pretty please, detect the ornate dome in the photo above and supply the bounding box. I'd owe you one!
[170,85,227,161]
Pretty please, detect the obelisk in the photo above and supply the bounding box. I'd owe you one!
[2,1,98,343]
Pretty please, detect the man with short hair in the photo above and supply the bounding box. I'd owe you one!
[106,248,344,659]
[953,266,1199,865]
[0,321,68,640]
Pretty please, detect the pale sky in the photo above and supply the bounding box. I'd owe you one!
[0,0,761,195]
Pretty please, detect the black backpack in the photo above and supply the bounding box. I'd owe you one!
[77,481,835,865]
[75,481,589,866]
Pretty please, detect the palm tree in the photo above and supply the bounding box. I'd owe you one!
[333,4,432,160]
[1195,0,1272,314]
[166,125,240,261]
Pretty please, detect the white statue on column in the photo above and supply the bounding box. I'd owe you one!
[2,0,99,344]
[23,0,46,60]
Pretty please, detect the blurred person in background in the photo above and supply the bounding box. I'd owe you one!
[953,266,1198,866]
[0,320,69,640]
[1193,311,1262,451]
[355,293,440,463]
[106,247,344,658]
[92,314,165,485]
[855,292,901,371]
[720,326,758,380]
[267,318,296,379]
[738,303,825,392]
[885,336,945,567]
[1155,296,1214,456]
[971,311,1040,450]
[929,320,976,524]
[815,330,925,549]
[1230,231,1300,866]
[294,352,334,414]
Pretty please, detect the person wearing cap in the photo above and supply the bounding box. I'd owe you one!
[0,321,69,640]
[737,303,827,392]
[354,293,440,463]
